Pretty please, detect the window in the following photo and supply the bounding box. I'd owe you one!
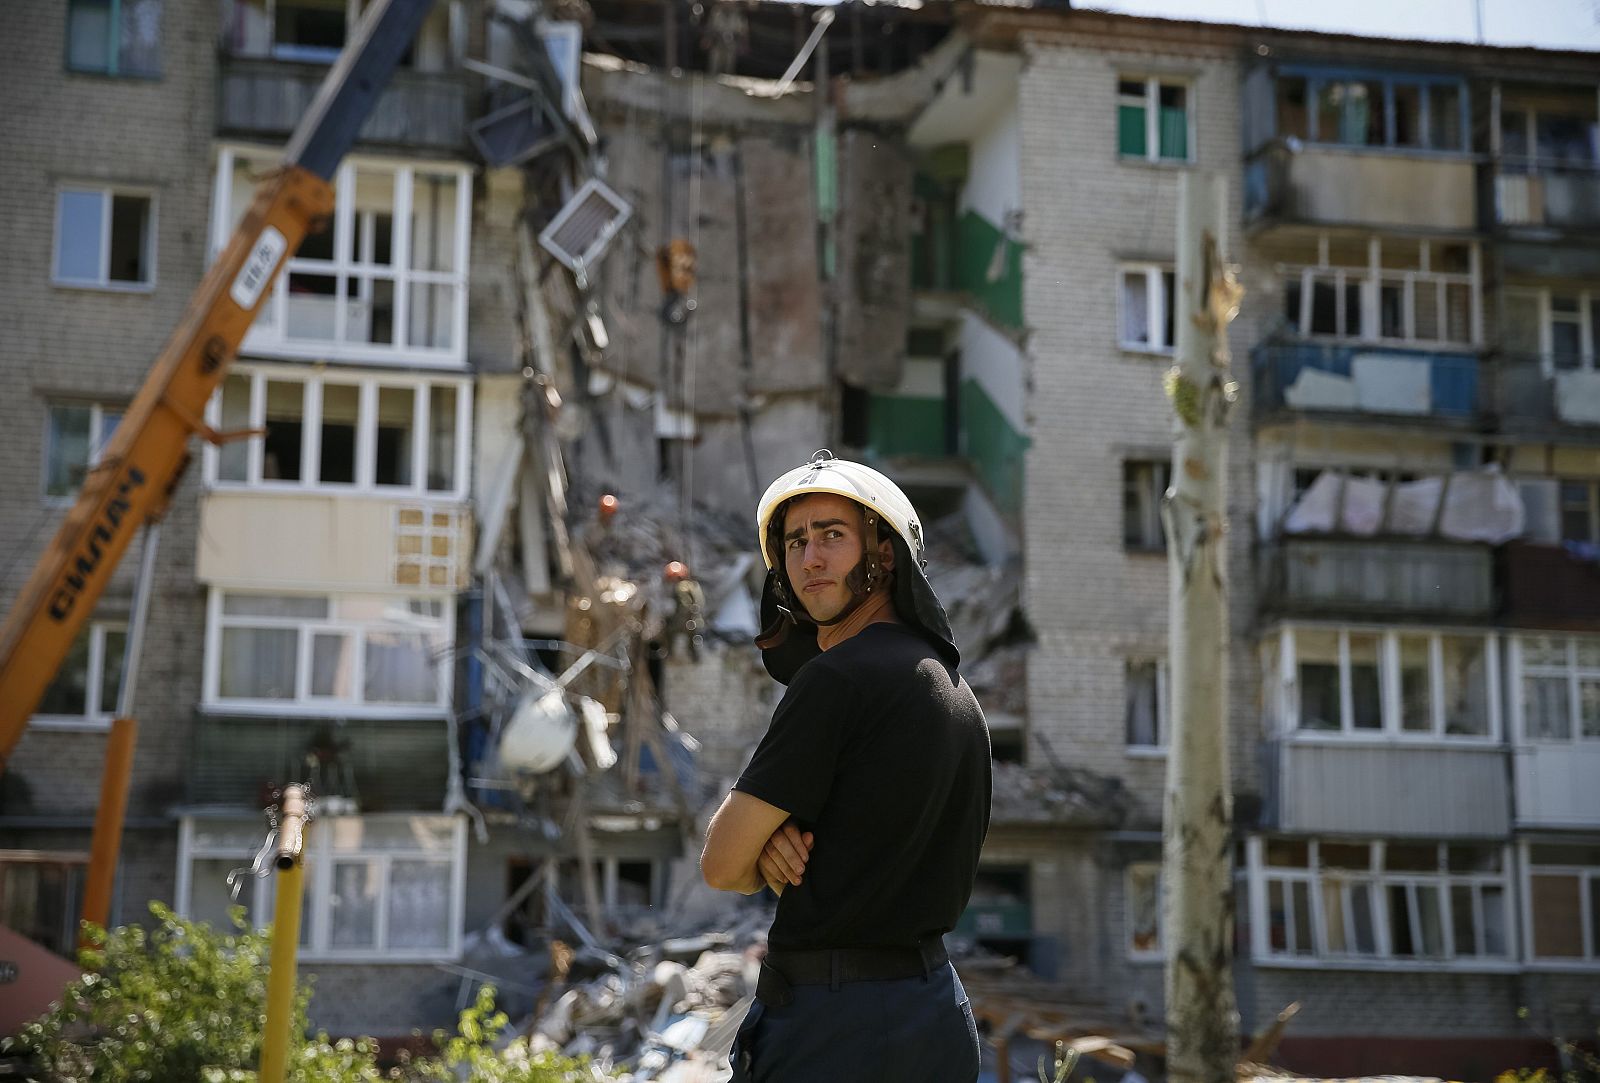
[1560,480,1599,545]
[1125,659,1168,750]
[0,852,90,958]
[1273,627,1496,739]
[1281,236,1477,347]
[212,150,470,363]
[1127,863,1162,958]
[1504,288,1600,373]
[55,187,154,288]
[1526,844,1600,963]
[1501,104,1599,168]
[44,402,123,498]
[66,0,161,76]
[1280,69,1468,152]
[1516,635,1600,743]
[203,368,470,497]
[1123,460,1169,551]
[35,621,127,727]
[1118,76,1192,163]
[220,0,451,70]
[206,591,452,712]
[179,815,463,961]
[1252,838,1510,965]
[1119,264,1177,352]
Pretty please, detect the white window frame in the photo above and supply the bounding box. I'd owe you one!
[1118,263,1176,354]
[1124,657,1169,755]
[1508,634,1600,745]
[53,185,157,291]
[210,146,472,367]
[1123,459,1169,552]
[1519,840,1600,968]
[202,364,471,500]
[1559,479,1600,545]
[1282,235,1483,349]
[33,620,127,732]
[1504,287,1599,375]
[42,401,124,503]
[1118,74,1197,165]
[1272,626,1501,743]
[176,814,466,964]
[1247,838,1516,970]
[202,589,454,718]
[1126,862,1163,960]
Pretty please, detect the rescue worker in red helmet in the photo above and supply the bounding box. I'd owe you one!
[701,450,992,1082]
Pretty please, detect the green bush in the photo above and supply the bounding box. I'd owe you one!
[4,904,609,1083]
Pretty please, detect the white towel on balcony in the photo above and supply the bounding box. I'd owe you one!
[1555,370,1600,425]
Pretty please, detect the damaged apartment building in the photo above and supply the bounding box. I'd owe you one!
[4,0,1600,1074]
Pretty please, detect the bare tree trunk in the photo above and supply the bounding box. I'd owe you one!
[1162,171,1243,1083]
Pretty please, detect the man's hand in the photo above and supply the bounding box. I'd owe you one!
[757,820,814,897]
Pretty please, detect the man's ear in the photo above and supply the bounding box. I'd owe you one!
[878,536,895,571]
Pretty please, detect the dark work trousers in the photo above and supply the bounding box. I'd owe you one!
[729,961,980,1083]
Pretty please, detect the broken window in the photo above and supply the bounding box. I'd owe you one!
[1127,863,1161,956]
[1122,460,1168,551]
[1290,71,1467,151]
[209,591,449,710]
[1124,659,1167,749]
[35,620,126,724]
[214,151,471,361]
[44,401,123,498]
[55,187,153,288]
[66,0,161,76]
[1119,264,1176,352]
[219,0,449,68]
[179,814,461,959]
[206,369,468,496]
[1518,635,1600,743]
[0,854,90,958]
[1118,76,1191,163]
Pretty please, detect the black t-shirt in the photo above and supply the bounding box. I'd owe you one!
[734,622,992,950]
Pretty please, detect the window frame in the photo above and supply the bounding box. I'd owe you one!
[33,619,128,731]
[1123,459,1170,552]
[202,365,471,500]
[53,185,157,291]
[1270,625,1501,743]
[202,589,455,718]
[1280,235,1482,349]
[210,147,472,367]
[1278,66,1470,154]
[1247,837,1515,970]
[176,814,466,963]
[65,0,163,78]
[1503,286,1599,375]
[1124,657,1169,755]
[42,400,124,503]
[1118,263,1177,354]
[1125,862,1164,960]
[1558,479,1600,545]
[1519,841,1600,968]
[1509,634,1600,745]
[1117,75,1196,165]
[0,850,93,958]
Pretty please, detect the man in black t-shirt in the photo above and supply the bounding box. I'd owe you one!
[701,451,992,1082]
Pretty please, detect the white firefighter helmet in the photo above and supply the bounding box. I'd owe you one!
[755,449,925,570]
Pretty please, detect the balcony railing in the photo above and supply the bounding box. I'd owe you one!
[1253,342,1480,423]
[1258,536,1494,621]
[1244,141,1477,233]
[217,54,467,153]
[1492,162,1600,232]
[188,713,449,811]
[1492,353,1600,431]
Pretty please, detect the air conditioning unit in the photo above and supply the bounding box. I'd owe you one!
[538,178,632,284]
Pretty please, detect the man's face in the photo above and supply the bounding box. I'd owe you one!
[781,492,891,623]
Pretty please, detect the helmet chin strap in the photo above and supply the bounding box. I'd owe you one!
[762,505,891,635]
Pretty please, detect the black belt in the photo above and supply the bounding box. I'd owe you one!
[756,939,949,1007]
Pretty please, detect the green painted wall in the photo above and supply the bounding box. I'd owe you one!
[955,210,1024,332]
[960,378,1029,516]
[867,394,948,458]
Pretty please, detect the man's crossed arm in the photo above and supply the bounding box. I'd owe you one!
[701,790,814,896]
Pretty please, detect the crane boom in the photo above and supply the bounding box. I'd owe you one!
[0,0,439,769]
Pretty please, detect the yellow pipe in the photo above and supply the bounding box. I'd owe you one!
[80,715,138,951]
[259,786,309,1083]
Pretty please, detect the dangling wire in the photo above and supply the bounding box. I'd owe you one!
[226,826,279,903]
[679,68,706,574]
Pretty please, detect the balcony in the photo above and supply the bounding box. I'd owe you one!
[217,54,468,154]
[188,713,449,811]
[1514,744,1600,827]
[1500,541,1600,631]
[1253,342,1481,425]
[1260,739,1509,837]
[1244,142,1477,234]
[1492,164,1600,233]
[1259,537,1494,621]
[1493,355,1600,434]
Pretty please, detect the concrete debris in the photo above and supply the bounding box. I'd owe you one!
[987,761,1130,827]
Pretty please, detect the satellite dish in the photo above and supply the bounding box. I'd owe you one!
[499,688,578,773]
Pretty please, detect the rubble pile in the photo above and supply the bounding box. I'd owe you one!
[987,761,1131,827]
